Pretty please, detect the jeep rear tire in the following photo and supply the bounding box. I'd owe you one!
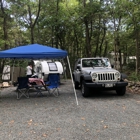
[81,80,90,97]
[116,87,126,96]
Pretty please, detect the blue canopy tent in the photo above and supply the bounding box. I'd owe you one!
[0,44,67,59]
[0,44,78,105]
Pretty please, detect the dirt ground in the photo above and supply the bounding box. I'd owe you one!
[0,80,140,140]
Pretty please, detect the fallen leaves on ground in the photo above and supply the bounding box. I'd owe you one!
[56,128,61,131]
[42,133,47,137]
[136,101,140,103]
[81,117,85,120]
[27,119,33,125]
[103,125,108,129]
[9,120,14,125]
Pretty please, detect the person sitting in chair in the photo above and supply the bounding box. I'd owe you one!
[26,62,38,86]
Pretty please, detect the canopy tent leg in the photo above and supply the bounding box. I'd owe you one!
[61,59,67,81]
[67,56,79,106]
[11,59,15,85]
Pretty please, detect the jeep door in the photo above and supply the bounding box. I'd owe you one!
[74,59,81,82]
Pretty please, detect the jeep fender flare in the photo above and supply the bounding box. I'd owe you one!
[121,73,127,81]
[80,75,92,84]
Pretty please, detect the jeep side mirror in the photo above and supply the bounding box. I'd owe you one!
[77,65,81,71]
[111,64,114,68]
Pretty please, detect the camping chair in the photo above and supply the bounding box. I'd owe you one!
[17,77,30,99]
[45,74,60,97]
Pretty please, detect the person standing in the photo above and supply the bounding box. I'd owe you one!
[26,62,33,78]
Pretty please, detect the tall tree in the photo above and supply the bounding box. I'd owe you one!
[125,0,140,75]
[9,0,41,44]
[0,0,12,76]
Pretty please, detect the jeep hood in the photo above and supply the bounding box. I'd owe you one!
[82,67,119,74]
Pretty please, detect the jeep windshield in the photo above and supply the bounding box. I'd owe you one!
[82,59,108,67]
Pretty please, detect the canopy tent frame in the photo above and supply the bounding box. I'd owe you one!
[0,44,78,105]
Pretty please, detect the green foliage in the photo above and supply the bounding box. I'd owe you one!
[2,59,28,68]
[126,62,136,70]
[128,72,140,82]
[0,0,140,80]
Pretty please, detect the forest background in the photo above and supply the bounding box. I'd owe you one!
[0,0,140,81]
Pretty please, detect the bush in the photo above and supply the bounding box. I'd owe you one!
[126,62,136,70]
[128,72,140,82]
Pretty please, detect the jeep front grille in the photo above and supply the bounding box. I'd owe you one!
[98,73,115,81]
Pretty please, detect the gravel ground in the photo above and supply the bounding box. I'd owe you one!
[0,80,140,140]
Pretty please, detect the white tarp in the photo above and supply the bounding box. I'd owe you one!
[2,65,10,80]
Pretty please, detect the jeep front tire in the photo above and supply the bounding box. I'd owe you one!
[116,87,126,96]
[81,80,90,97]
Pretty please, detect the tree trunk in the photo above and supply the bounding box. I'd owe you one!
[84,19,91,57]
[55,0,60,48]
[103,40,108,57]
[119,49,122,72]
[135,30,140,75]
[0,0,8,50]
[28,0,41,44]
[0,0,9,79]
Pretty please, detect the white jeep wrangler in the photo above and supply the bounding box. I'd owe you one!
[73,57,128,97]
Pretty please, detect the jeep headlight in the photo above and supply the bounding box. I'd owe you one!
[115,72,120,78]
[92,73,97,78]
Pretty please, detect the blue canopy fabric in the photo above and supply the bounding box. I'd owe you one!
[0,44,67,59]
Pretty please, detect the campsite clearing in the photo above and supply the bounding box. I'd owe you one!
[0,80,140,140]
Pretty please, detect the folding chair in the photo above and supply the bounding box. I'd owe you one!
[17,77,30,99]
[45,74,60,97]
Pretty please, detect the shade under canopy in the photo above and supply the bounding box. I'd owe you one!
[0,44,79,105]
